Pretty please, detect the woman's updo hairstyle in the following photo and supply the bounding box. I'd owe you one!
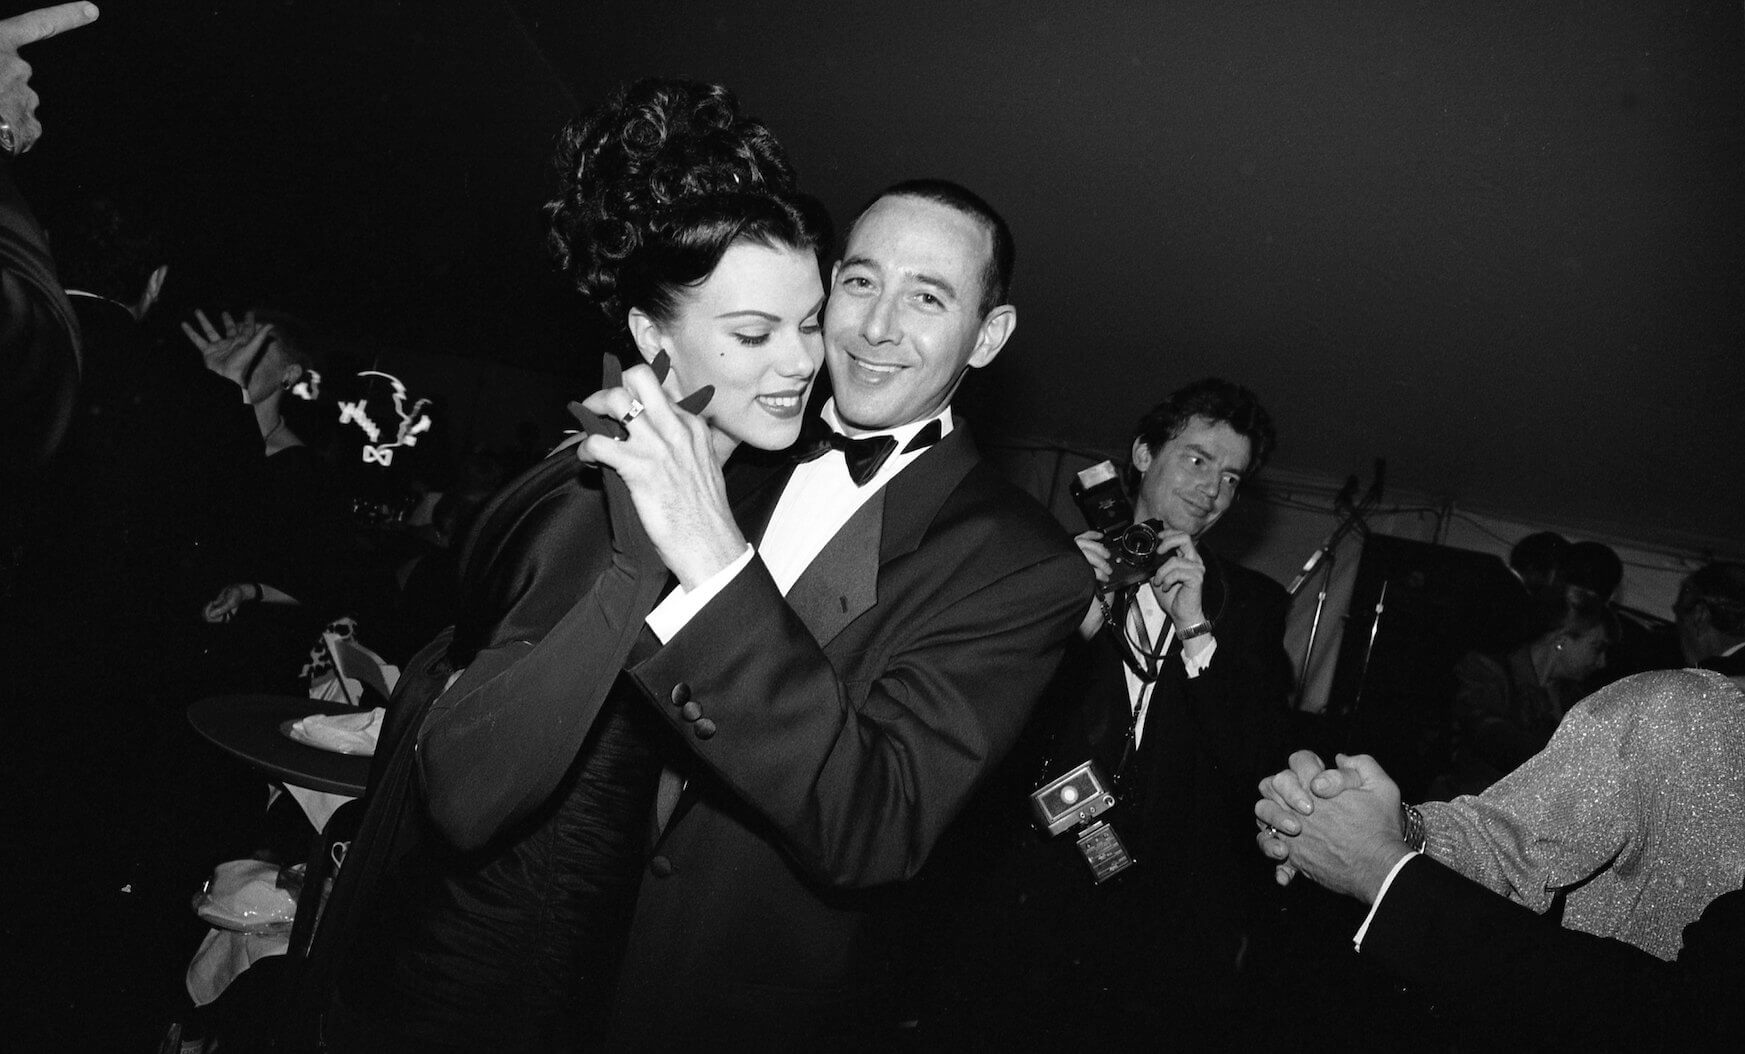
[546,79,831,329]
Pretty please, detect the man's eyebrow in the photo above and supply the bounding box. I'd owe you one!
[912,272,959,301]
[1186,442,1244,476]
[839,254,880,273]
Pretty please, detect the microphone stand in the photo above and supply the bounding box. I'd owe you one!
[1290,465,1384,704]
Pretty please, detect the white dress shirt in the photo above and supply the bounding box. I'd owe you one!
[647,401,953,640]
[1120,579,1217,747]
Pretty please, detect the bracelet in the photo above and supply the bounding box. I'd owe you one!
[1400,802,1426,852]
[1177,619,1215,641]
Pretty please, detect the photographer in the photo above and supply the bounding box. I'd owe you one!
[1027,377,1292,1042]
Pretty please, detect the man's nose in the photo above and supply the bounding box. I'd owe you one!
[860,292,901,345]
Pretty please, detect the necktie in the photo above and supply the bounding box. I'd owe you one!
[796,419,943,486]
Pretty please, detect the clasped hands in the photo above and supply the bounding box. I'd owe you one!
[1253,750,1415,905]
[575,361,746,592]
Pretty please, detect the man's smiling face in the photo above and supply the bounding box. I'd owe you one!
[823,194,1004,433]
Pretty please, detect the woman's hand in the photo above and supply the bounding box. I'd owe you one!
[578,365,743,590]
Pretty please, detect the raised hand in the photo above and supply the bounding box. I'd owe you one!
[1147,528,1210,631]
[0,3,101,156]
[578,364,747,590]
[182,309,274,400]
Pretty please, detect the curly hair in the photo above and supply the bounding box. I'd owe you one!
[1125,377,1277,492]
[545,79,831,329]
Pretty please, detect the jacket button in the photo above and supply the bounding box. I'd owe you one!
[693,718,717,740]
[670,682,692,706]
[680,701,703,722]
[649,855,676,877]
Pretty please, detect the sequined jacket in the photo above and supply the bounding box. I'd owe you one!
[1420,667,1745,960]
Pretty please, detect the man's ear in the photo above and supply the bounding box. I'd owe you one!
[135,264,169,320]
[626,308,666,366]
[967,304,1017,369]
[280,362,304,390]
[1130,436,1154,474]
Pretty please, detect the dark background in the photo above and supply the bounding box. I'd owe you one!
[17,0,1743,553]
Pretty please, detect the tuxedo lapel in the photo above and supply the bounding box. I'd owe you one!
[726,454,793,546]
[784,490,883,650]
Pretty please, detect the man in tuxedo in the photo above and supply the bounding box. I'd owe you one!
[1005,378,1291,1042]
[1255,752,1744,1051]
[1675,561,1745,677]
[578,179,1091,1045]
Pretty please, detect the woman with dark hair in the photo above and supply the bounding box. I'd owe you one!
[319,80,829,1052]
[1435,583,1619,797]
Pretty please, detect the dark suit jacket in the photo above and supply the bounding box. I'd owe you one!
[1364,855,1744,1051]
[606,423,1091,1046]
[1037,548,1291,990]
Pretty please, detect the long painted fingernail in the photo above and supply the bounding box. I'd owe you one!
[676,385,713,414]
[651,350,670,382]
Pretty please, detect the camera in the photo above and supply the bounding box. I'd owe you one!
[1070,460,1179,590]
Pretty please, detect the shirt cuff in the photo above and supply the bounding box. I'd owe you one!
[646,544,754,643]
[1352,850,1420,952]
[1180,634,1217,678]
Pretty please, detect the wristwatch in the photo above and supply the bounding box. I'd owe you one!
[1177,619,1215,641]
[1400,803,1426,852]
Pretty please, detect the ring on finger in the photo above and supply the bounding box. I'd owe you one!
[620,398,646,427]
[0,117,17,158]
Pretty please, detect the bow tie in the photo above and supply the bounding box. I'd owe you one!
[796,419,943,486]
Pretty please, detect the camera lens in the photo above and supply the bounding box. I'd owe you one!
[1118,521,1161,560]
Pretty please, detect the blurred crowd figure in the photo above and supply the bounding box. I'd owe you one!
[1436,582,1618,797]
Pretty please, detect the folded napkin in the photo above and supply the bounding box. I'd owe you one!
[286,706,385,756]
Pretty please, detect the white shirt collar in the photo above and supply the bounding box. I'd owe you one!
[820,399,955,447]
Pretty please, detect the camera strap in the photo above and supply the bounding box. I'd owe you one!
[1104,584,1170,791]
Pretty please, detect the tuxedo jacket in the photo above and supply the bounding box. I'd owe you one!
[1038,548,1291,979]
[1364,855,1745,1051]
[605,423,1090,1046]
